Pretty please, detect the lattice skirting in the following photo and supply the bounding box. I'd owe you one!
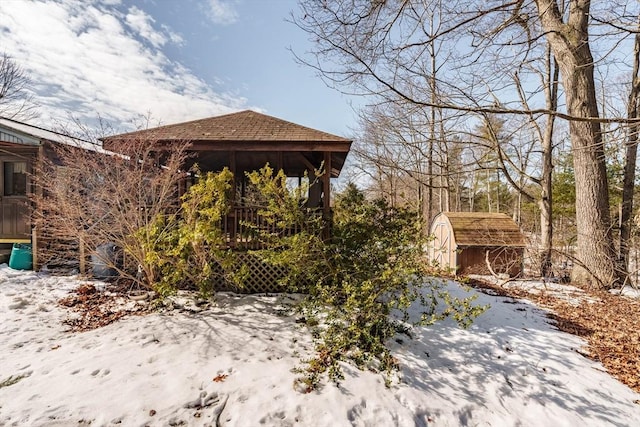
[35,235,297,294]
[214,253,293,294]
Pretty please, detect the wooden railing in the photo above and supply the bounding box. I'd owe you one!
[222,206,327,249]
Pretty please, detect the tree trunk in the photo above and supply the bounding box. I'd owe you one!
[427,38,437,221]
[441,121,451,212]
[427,140,433,220]
[535,0,623,288]
[495,170,500,213]
[540,47,559,278]
[619,17,640,275]
[539,131,554,277]
[486,169,492,212]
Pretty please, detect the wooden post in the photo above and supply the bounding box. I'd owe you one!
[31,226,38,271]
[32,146,44,272]
[277,151,284,171]
[229,150,237,178]
[323,152,331,215]
[79,238,86,275]
[322,152,332,241]
[229,151,237,247]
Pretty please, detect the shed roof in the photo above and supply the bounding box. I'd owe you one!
[437,212,526,247]
[0,117,109,153]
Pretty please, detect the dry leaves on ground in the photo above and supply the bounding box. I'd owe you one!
[213,374,229,382]
[470,278,640,393]
[58,283,152,332]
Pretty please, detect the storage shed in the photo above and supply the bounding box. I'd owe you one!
[429,212,526,277]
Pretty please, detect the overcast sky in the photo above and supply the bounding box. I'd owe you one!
[0,0,357,137]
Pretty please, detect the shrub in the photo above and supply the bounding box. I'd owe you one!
[33,137,190,290]
[34,138,244,297]
[248,173,486,389]
[243,166,324,287]
[140,168,247,296]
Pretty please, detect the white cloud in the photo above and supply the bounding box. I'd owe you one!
[206,0,239,25]
[125,6,166,48]
[162,24,185,46]
[0,0,246,131]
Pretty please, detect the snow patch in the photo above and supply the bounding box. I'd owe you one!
[0,268,638,425]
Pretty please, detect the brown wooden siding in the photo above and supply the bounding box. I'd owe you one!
[429,212,526,276]
[457,247,524,277]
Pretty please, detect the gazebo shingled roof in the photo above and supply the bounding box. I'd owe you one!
[104,110,351,142]
[102,110,352,177]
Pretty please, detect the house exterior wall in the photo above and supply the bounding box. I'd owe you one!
[0,137,39,241]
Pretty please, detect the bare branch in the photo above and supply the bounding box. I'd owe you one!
[0,53,38,120]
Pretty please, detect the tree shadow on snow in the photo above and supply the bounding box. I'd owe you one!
[393,280,635,426]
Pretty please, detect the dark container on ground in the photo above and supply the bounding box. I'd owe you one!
[91,243,119,278]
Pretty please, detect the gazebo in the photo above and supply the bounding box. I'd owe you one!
[102,110,352,249]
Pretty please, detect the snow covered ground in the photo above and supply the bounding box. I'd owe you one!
[1,265,639,426]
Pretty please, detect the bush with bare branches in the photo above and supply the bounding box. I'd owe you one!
[32,137,190,291]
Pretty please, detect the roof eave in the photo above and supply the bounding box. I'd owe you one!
[102,138,352,153]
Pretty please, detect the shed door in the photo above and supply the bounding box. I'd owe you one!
[0,158,30,239]
[432,220,452,270]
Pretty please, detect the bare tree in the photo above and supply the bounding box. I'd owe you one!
[619,15,640,275]
[539,46,560,278]
[0,53,37,120]
[32,136,191,289]
[352,98,463,222]
[293,0,639,287]
[510,50,560,277]
[533,0,625,287]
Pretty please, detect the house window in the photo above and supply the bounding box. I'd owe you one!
[4,161,27,196]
